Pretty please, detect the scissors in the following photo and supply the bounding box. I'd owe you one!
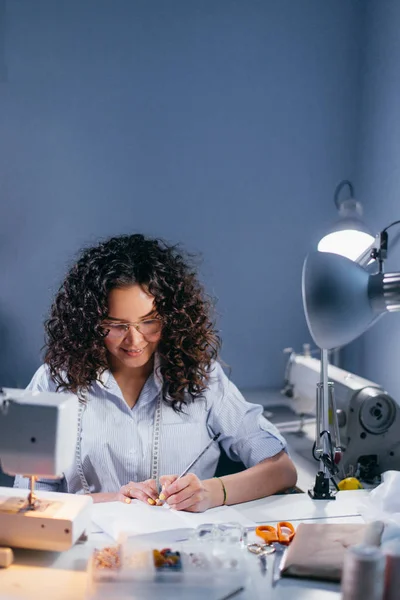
[247,521,295,557]
[251,522,295,585]
[255,521,295,549]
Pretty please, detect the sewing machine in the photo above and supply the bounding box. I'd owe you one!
[0,387,92,551]
[283,350,400,483]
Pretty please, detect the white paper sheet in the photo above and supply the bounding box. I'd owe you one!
[91,500,255,540]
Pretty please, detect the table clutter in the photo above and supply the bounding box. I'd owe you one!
[4,480,400,599]
[87,526,249,600]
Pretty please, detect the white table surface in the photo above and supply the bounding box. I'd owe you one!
[0,490,368,600]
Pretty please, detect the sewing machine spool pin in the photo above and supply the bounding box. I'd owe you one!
[26,476,38,510]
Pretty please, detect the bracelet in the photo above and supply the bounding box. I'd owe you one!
[215,477,227,506]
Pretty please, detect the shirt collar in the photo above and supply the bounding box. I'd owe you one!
[98,369,111,387]
[98,351,163,391]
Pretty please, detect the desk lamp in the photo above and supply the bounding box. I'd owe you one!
[302,221,400,499]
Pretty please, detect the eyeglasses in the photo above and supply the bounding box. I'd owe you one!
[101,318,162,339]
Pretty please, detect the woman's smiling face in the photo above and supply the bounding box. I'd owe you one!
[103,285,162,371]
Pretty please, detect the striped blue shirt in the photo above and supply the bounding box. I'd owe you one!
[14,359,287,494]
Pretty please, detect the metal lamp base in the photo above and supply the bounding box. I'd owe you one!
[308,471,336,500]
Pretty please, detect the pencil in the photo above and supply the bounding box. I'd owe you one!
[177,432,221,479]
[157,432,221,503]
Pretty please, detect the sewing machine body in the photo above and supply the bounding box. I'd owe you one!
[285,354,400,480]
[0,388,92,550]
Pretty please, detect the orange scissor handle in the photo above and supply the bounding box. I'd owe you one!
[255,522,295,545]
[255,525,279,544]
[276,521,295,545]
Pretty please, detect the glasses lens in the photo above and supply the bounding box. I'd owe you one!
[103,324,127,338]
[137,319,162,336]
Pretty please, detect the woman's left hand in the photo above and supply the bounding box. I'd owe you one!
[119,479,160,505]
[159,473,222,512]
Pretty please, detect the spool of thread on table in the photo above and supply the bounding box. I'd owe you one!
[383,541,400,600]
[362,520,384,547]
[0,547,13,568]
[341,545,385,600]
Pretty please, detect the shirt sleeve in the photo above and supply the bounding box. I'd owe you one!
[13,365,67,493]
[206,362,287,467]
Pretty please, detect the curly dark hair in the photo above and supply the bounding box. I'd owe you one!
[44,234,221,409]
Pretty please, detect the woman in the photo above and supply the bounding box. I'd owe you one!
[15,234,297,511]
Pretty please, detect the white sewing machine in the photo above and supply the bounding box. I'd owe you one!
[0,388,92,551]
[283,350,400,483]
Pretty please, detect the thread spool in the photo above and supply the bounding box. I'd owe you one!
[341,545,385,600]
[383,540,400,600]
[362,520,384,547]
[0,547,13,568]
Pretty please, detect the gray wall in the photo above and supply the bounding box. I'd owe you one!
[352,0,400,397]
[0,0,362,392]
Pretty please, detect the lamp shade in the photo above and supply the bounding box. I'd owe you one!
[302,252,400,349]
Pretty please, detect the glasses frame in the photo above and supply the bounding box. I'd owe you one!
[101,317,163,339]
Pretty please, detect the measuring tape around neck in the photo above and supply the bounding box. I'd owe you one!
[150,391,163,492]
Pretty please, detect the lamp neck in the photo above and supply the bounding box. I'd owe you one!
[369,272,400,313]
[338,199,364,218]
[383,272,400,311]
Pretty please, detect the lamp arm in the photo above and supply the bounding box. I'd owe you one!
[356,233,383,268]
[356,220,400,270]
[309,349,342,500]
